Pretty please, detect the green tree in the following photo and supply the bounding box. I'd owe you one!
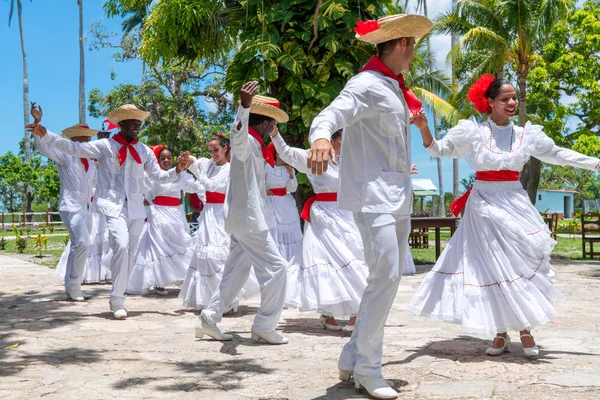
[436,0,572,204]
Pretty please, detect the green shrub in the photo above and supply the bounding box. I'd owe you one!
[0,237,6,250]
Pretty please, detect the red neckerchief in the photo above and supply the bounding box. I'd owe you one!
[360,56,423,115]
[112,133,142,166]
[248,126,274,168]
[81,158,89,172]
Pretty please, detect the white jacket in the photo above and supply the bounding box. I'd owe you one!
[309,70,413,215]
[42,131,180,219]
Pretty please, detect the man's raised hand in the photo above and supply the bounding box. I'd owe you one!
[240,81,259,109]
[30,102,42,123]
[25,123,47,137]
[307,138,335,176]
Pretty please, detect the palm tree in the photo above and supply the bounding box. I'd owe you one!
[451,0,459,200]
[8,0,32,216]
[78,0,86,124]
[436,0,571,203]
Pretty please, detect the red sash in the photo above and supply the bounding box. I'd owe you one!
[301,192,337,222]
[205,191,226,204]
[450,170,520,216]
[153,196,180,206]
[269,188,287,196]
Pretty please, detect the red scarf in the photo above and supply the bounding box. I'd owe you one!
[81,158,89,172]
[360,56,423,115]
[112,133,142,166]
[248,127,275,168]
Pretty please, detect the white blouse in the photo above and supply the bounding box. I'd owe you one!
[427,118,600,172]
[265,164,298,193]
[189,157,230,200]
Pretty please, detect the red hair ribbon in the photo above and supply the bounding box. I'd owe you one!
[468,74,495,113]
[149,144,166,165]
[354,19,380,36]
[216,132,229,139]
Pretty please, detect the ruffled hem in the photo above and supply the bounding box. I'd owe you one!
[285,259,368,319]
[127,248,194,295]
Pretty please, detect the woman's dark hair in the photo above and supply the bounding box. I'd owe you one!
[157,147,173,158]
[332,129,342,141]
[249,113,275,126]
[209,134,230,156]
[485,78,512,100]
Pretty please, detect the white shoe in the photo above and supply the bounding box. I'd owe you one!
[109,302,128,319]
[195,315,232,341]
[225,300,239,314]
[353,373,398,399]
[486,335,510,356]
[340,370,393,387]
[342,324,354,332]
[65,289,89,302]
[520,334,540,357]
[319,315,342,331]
[154,288,168,296]
[251,330,289,345]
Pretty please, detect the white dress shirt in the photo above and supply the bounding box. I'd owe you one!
[34,135,96,213]
[309,70,413,215]
[42,131,180,220]
[224,106,275,234]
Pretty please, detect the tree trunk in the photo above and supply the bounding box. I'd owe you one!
[17,0,32,216]
[451,0,459,199]
[78,0,86,124]
[516,72,540,204]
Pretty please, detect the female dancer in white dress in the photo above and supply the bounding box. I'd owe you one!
[127,147,199,295]
[409,74,600,356]
[179,135,260,310]
[265,144,302,261]
[272,128,368,332]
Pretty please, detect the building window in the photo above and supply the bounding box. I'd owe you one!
[538,194,542,201]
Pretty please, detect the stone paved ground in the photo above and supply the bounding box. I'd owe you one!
[1,254,600,399]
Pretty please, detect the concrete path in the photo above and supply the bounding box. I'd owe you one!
[1,254,600,399]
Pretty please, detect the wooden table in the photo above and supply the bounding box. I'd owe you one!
[411,217,459,260]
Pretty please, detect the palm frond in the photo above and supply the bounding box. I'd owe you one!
[412,87,461,123]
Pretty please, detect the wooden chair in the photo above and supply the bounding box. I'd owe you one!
[409,228,429,249]
[581,213,600,259]
[541,212,558,240]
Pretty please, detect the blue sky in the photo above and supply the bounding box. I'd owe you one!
[0,0,472,194]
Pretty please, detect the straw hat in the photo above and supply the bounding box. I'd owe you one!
[62,123,99,139]
[107,104,150,125]
[355,14,433,45]
[247,95,289,123]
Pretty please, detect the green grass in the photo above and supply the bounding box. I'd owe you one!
[409,231,590,264]
[0,235,67,268]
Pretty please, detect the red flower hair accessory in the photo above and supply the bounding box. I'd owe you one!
[354,19,380,36]
[467,74,495,113]
[150,144,166,164]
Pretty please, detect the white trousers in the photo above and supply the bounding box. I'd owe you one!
[59,210,92,293]
[106,205,145,309]
[339,213,410,376]
[202,230,287,333]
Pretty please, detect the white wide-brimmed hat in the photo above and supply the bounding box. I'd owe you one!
[62,123,99,139]
[247,95,289,123]
[355,14,433,45]
[107,104,150,125]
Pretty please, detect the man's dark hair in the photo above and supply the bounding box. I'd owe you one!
[332,129,342,141]
[249,113,275,127]
[376,37,411,59]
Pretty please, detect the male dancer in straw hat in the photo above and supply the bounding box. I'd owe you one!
[306,14,433,399]
[195,81,290,345]
[30,102,97,302]
[27,104,192,320]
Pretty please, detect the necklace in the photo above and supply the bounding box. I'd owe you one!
[487,121,515,153]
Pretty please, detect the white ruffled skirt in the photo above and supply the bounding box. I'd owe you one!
[404,249,416,275]
[127,204,193,295]
[285,201,369,319]
[409,181,563,335]
[179,203,260,309]
[266,194,302,261]
[56,212,112,284]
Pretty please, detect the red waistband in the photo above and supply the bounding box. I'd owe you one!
[205,191,226,204]
[269,188,287,196]
[475,170,520,181]
[301,192,337,222]
[153,196,180,206]
[450,170,520,216]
